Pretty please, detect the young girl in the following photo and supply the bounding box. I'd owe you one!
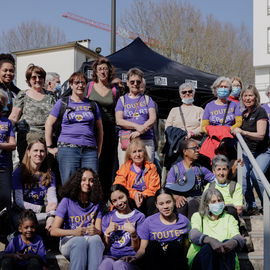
[127,188,190,270]
[12,138,57,231]
[50,168,104,270]
[1,209,46,270]
[99,184,145,270]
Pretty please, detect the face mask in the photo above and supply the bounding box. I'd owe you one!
[231,87,241,97]
[214,178,227,187]
[209,201,225,216]
[182,98,194,105]
[217,88,230,98]
[54,83,61,92]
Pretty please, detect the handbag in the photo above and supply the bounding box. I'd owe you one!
[120,95,144,150]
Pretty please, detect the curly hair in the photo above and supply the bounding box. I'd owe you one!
[59,168,103,204]
[0,53,15,69]
[20,138,53,187]
[92,57,115,83]
[18,209,39,228]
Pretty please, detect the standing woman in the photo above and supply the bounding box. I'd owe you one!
[50,168,105,270]
[86,58,118,199]
[9,64,56,161]
[0,54,20,117]
[45,72,103,184]
[233,85,270,215]
[99,184,145,270]
[115,68,156,166]
[229,76,243,104]
[12,138,57,231]
[165,82,204,142]
[126,188,190,270]
[0,90,16,212]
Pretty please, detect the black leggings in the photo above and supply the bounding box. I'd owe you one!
[1,257,42,270]
[140,240,189,270]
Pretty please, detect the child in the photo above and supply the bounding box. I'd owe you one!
[1,209,46,270]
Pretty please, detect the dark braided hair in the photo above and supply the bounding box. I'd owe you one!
[18,209,39,228]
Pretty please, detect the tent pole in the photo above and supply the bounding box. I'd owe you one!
[111,0,116,53]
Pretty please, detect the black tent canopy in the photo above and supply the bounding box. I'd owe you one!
[80,38,217,118]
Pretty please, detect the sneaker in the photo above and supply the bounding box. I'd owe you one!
[247,207,261,216]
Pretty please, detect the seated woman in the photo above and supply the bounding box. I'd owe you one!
[126,188,190,270]
[98,184,145,270]
[165,139,215,220]
[165,82,204,143]
[204,155,243,217]
[187,188,244,270]
[50,168,104,270]
[12,138,57,231]
[113,138,160,216]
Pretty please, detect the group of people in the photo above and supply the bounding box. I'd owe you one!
[0,52,268,270]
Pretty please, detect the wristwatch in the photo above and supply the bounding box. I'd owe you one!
[47,145,54,148]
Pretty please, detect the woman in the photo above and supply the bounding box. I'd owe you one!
[0,89,16,212]
[187,188,244,270]
[9,64,56,161]
[115,68,156,166]
[45,71,103,184]
[98,184,145,270]
[113,138,160,216]
[50,168,104,270]
[229,76,243,103]
[12,138,57,231]
[0,53,20,118]
[86,58,118,199]
[165,82,204,142]
[126,188,190,270]
[232,85,270,215]
[165,139,215,220]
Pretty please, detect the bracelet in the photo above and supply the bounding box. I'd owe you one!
[47,145,54,149]
[130,233,138,239]
[46,213,55,221]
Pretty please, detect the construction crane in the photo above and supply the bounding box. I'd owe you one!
[62,12,159,47]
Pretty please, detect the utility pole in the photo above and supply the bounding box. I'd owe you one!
[111,0,116,53]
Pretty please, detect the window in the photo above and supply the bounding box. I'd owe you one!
[268,27,270,53]
[268,0,270,15]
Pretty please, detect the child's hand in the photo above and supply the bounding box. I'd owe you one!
[104,217,118,236]
[122,218,136,235]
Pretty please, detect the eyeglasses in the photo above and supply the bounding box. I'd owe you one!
[129,80,142,85]
[97,67,109,72]
[181,90,193,95]
[31,75,44,80]
[186,146,200,151]
[73,81,86,86]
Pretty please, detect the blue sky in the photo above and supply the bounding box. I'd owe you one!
[1,0,253,56]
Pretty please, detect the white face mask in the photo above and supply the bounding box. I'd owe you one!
[182,98,194,104]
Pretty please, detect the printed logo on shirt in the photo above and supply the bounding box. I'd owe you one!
[0,124,8,131]
[69,211,97,229]
[23,246,36,254]
[151,229,184,240]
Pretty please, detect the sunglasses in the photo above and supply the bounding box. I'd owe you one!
[31,75,44,80]
[129,80,142,85]
[181,90,193,95]
[186,146,200,151]
[73,81,86,86]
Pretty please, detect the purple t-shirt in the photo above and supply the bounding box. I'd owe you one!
[115,94,155,140]
[202,100,241,127]
[102,209,145,258]
[12,168,56,206]
[166,161,215,197]
[50,97,101,146]
[55,197,103,230]
[0,116,14,168]
[3,234,46,265]
[262,103,270,137]
[131,165,146,192]
[138,212,189,247]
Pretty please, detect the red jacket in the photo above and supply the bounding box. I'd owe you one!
[113,160,160,199]
[200,125,233,160]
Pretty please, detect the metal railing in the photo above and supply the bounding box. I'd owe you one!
[236,133,270,270]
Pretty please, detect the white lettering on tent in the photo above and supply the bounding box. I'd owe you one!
[154,76,167,86]
[87,70,93,79]
[185,79,197,89]
[122,73,127,82]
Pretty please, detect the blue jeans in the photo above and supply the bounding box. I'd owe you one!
[58,146,98,185]
[242,148,270,208]
[60,235,104,270]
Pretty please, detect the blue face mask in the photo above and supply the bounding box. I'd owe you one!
[231,87,241,97]
[182,98,194,105]
[217,88,230,98]
[54,83,61,92]
[209,201,225,216]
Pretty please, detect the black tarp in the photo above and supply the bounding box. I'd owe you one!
[80,37,218,118]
